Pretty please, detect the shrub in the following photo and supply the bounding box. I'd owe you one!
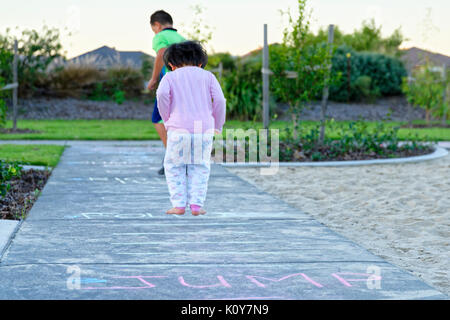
[329,45,407,102]
[221,56,263,121]
[0,160,22,198]
[351,75,380,103]
[49,65,143,101]
[207,52,236,72]
[105,67,143,98]
[279,120,431,161]
[49,65,102,98]
[0,77,7,128]
[402,60,446,123]
[141,56,154,80]
[0,26,63,97]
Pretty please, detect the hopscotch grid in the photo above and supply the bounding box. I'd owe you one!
[114,249,343,255]
[110,240,346,245]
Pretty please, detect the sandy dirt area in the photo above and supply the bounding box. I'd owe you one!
[228,155,450,296]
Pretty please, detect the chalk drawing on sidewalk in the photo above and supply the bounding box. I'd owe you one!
[80,271,382,292]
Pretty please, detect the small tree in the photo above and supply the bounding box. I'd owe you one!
[0,26,63,97]
[0,77,7,129]
[270,0,333,140]
[402,59,446,125]
[181,4,214,52]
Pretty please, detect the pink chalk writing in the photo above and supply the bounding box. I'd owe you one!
[81,271,381,291]
[178,276,232,288]
[246,273,324,288]
[83,276,167,290]
[331,273,382,287]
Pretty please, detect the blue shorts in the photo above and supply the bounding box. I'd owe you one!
[152,69,166,124]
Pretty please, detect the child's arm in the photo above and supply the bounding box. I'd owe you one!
[210,73,226,133]
[156,76,171,122]
[148,48,167,91]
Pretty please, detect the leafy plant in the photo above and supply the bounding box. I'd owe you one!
[329,46,407,102]
[222,56,263,121]
[141,56,154,80]
[113,90,125,105]
[0,160,22,198]
[402,59,446,124]
[308,19,406,58]
[181,4,214,51]
[0,77,7,128]
[351,75,380,103]
[49,65,102,98]
[279,120,431,162]
[270,0,334,139]
[0,26,64,97]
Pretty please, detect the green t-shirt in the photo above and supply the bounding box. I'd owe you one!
[152,28,185,73]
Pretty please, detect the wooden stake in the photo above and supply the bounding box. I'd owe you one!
[319,25,334,144]
[12,39,18,131]
[262,24,270,129]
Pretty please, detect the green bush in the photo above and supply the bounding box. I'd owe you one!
[309,19,405,58]
[141,56,154,80]
[279,120,431,161]
[207,52,236,72]
[104,67,143,98]
[352,75,380,103]
[329,45,407,102]
[0,77,7,128]
[221,55,263,121]
[49,65,102,98]
[50,65,143,102]
[402,60,447,123]
[0,26,63,97]
[0,160,22,198]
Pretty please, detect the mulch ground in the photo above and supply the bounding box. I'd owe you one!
[279,143,434,162]
[400,124,450,129]
[0,128,41,134]
[0,169,51,220]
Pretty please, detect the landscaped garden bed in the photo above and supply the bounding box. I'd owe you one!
[0,168,50,220]
[213,120,437,163]
[0,145,64,220]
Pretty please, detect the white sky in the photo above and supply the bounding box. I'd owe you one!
[0,0,449,58]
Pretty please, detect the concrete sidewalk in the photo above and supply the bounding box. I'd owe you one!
[0,141,446,299]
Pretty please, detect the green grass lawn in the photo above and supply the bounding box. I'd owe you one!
[0,144,65,167]
[0,119,449,141]
[225,120,450,141]
[0,120,160,140]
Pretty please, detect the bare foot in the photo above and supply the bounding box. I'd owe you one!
[191,208,206,216]
[166,208,185,215]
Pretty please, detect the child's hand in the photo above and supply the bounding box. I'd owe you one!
[148,78,158,91]
[214,129,221,135]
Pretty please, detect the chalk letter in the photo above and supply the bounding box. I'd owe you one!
[67,265,81,290]
[246,273,324,288]
[178,276,231,288]
[332,272,382,288]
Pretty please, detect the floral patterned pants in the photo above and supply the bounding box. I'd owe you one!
[164,130,214,208]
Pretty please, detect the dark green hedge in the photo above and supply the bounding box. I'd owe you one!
[329,45,407,102]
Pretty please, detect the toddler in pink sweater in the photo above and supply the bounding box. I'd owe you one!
[156,41,226,216]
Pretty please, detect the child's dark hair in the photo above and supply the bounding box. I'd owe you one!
[150,10,173,25]
[163,41,208,70]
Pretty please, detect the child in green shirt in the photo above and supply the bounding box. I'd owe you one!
[147,10,185,175]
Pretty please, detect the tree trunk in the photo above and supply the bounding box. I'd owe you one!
[12,40,18,132]
[442,64,447,126]
[426,109,430,125]
[292,113,298,140]
[407,103,413,128]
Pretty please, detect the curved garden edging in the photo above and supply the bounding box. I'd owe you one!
[22,165,52,171]
[221,146,448,168]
